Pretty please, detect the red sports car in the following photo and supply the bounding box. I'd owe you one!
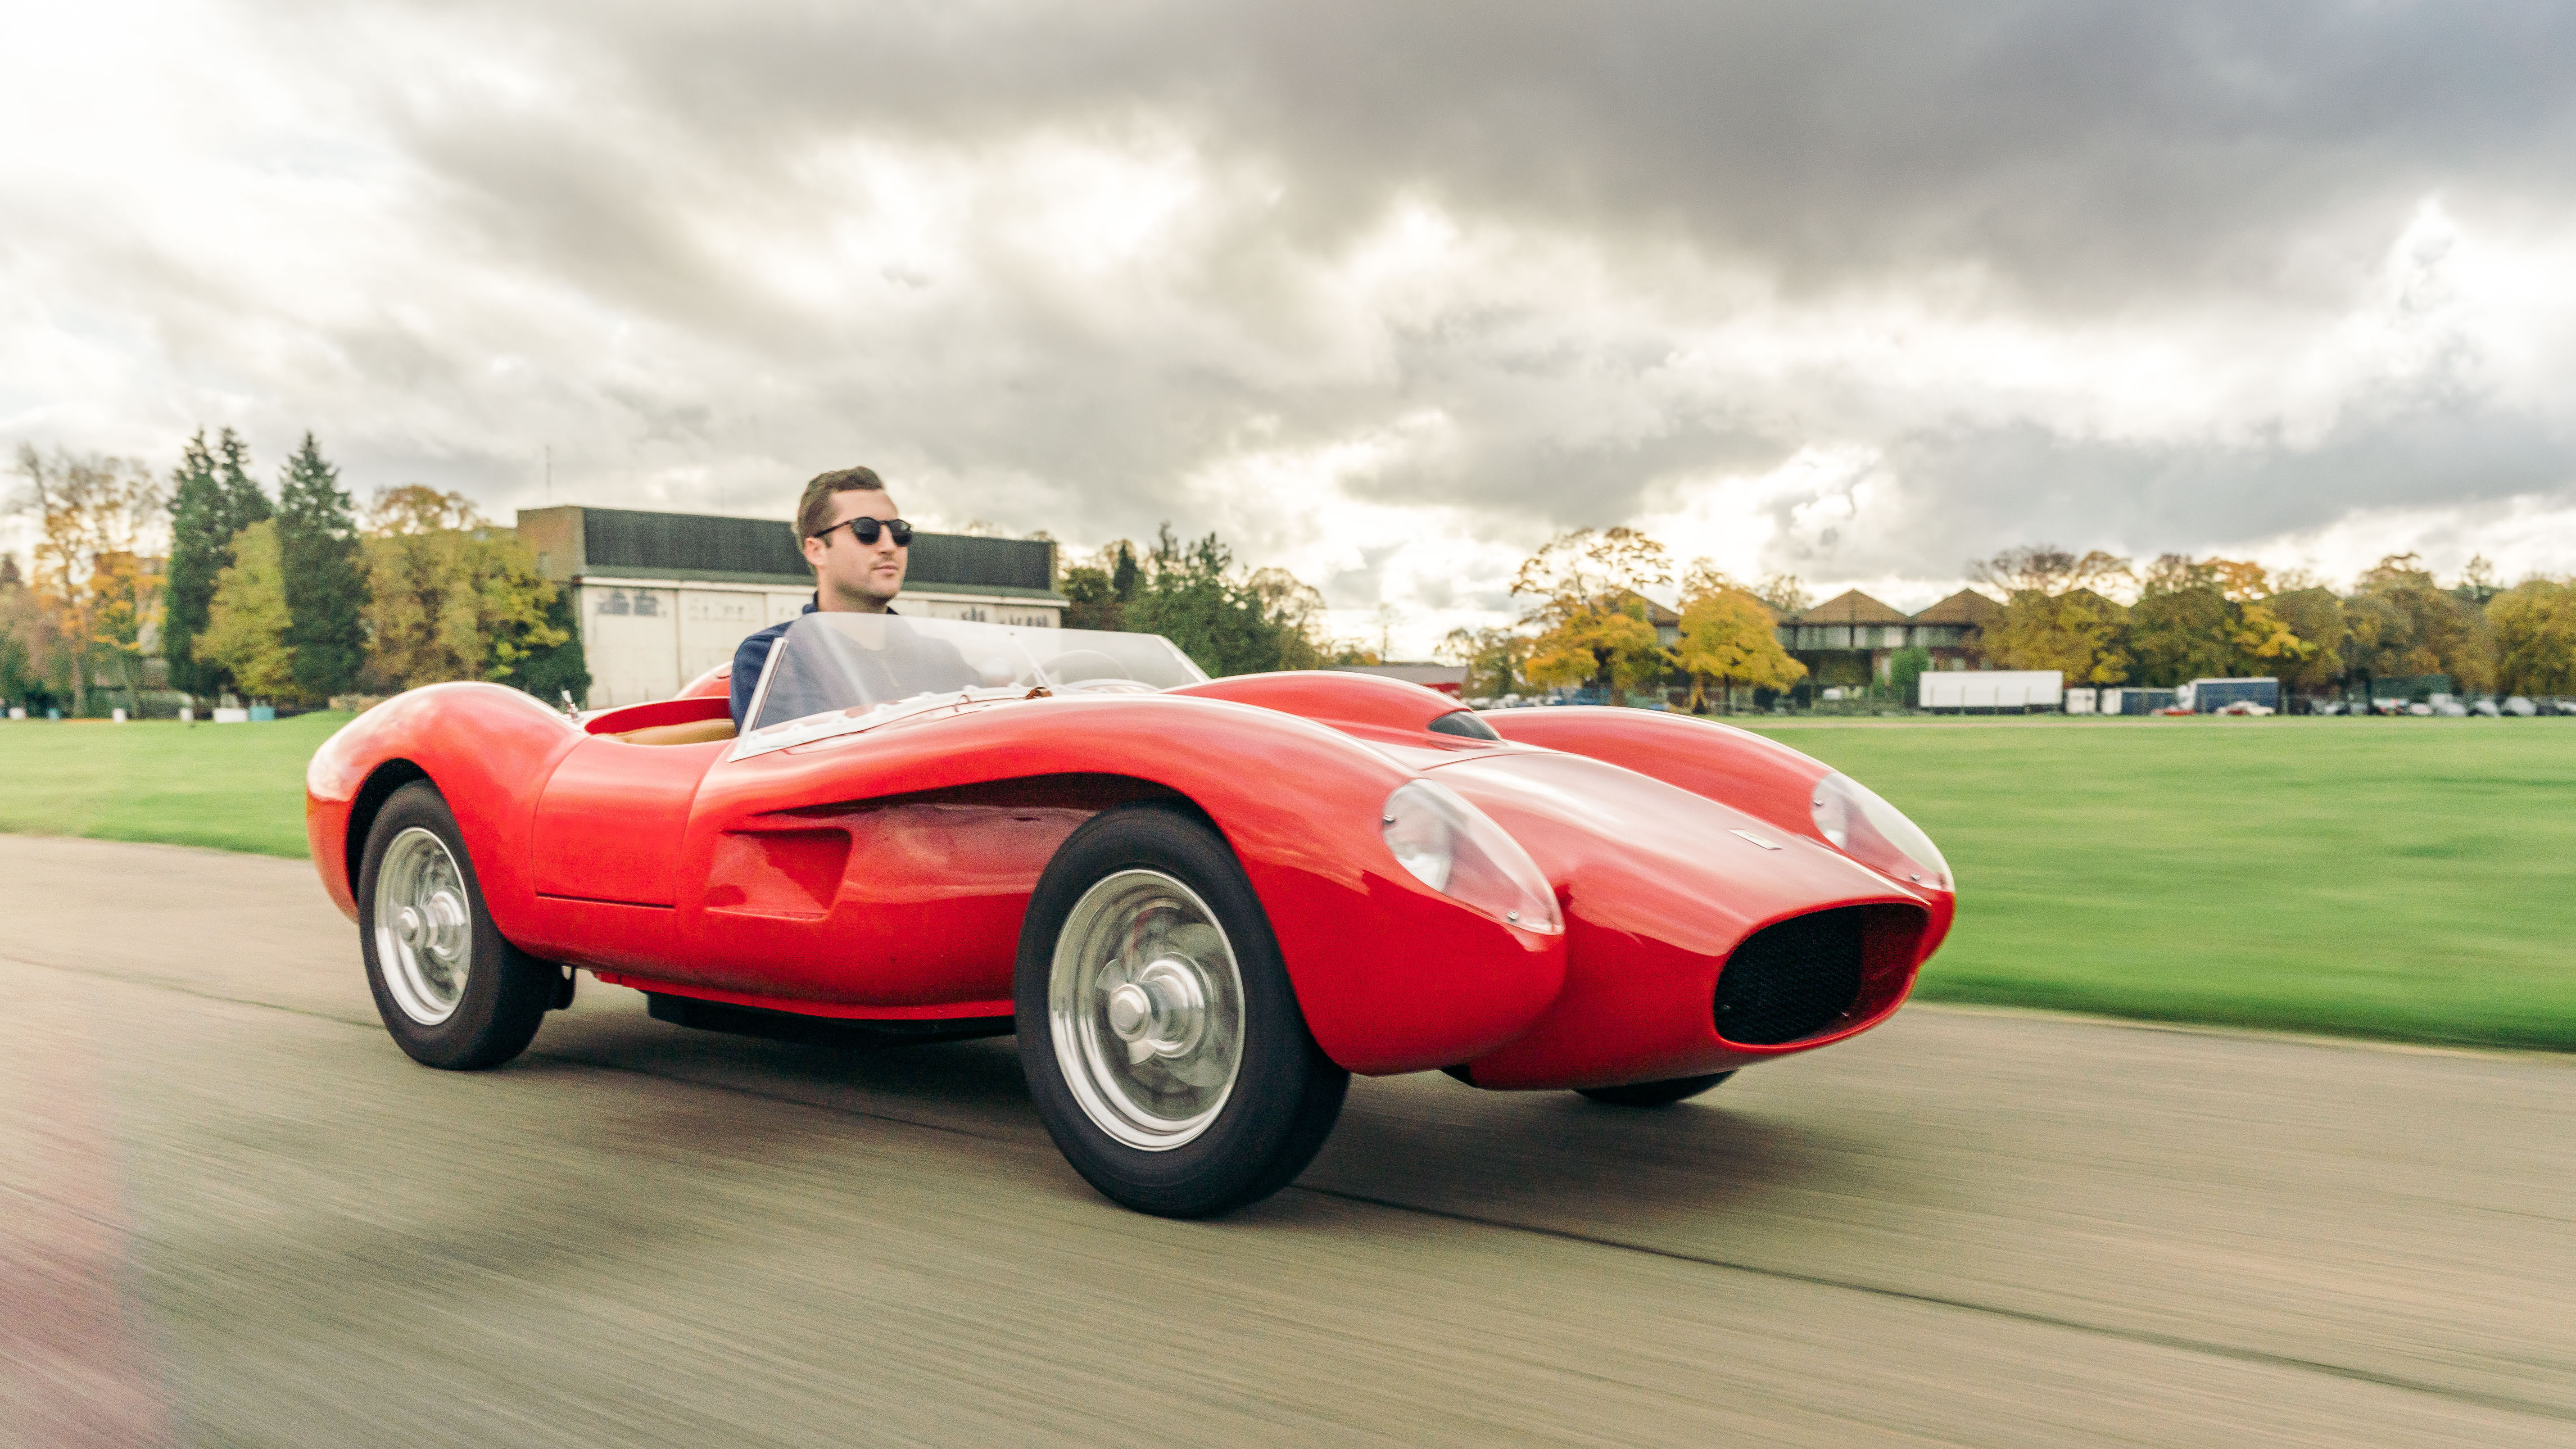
[307,613,1953,1217]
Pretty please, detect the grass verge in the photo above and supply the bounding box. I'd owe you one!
[0,713,347,858]
[2,711,2566,1051]
[1746,717,2576,1053]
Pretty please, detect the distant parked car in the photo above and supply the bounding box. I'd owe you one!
[2214,700,2275,716]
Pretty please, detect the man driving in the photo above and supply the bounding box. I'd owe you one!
[729,466,911,728]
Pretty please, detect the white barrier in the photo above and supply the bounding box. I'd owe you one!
[1919,670,2064,711]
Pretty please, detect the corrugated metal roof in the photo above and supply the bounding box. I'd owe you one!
[572,507,1056,593]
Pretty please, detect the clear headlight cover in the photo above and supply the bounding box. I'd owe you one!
[1811,772,1953,892]
[1380,780,1562,933]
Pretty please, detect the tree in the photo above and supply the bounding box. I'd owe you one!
[214,427,272,535]
[2486,580,2576,696]
[2351,553,2494,693]
[9,445,168,715]
[0,558,66,710]
[1124,526,1302,677]
[163,427,272,697]
[161,430,223,694]
[1062,539,1141,631]
[1671,564,1804,711]
[200,520,299,698]
[1971,544,2132,599]
[1439,624,1528,699]
[276,433,369,698]
[1243,566,1334,670]
[1969,545,2135,684]
[359,486,569,689]
[1512,527,1673,697]
[1751,573,1811,615]
[1887,644,1931,702]
[2263,587,2348,693]
[495,578,591,706]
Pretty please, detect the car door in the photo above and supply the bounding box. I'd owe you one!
[524,736,726,971]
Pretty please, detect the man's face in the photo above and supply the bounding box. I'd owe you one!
[802,488,907,612]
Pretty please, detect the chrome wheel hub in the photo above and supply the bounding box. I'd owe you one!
[1049,870,1245,1151]
[374,827,472,1026]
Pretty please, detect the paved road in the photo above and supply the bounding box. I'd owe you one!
[4,835,2570,1448]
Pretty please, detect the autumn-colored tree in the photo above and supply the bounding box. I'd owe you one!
[1671,562,1804,711]
[1439,624,1529,699]
[0,557,66,709]
[2350,553,2494,693]
[1969,545,2135,684]
[8,444,168,715]
[200,520,299,697]
[2486,579,2576,696]
[360,486,568,690]
[1512,527,1673,697]
[1243,566,1336,671]
[2262,587,2348,692]
[1750,572,1812,615]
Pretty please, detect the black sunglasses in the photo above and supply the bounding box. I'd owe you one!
[814,516,913,547]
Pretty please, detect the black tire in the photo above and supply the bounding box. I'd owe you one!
[1016,805,1349,1218]
[1575,1071,1736,1108]
[357,780,557,1070]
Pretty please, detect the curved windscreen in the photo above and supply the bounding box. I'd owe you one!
[746,612,1209,735]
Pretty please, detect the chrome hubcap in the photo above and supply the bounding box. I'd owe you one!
[1049,870,1245,1151]
[373,827,472,1026]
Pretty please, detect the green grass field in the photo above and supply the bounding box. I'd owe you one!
[0,713,346,857]
[1747,718,2576,1052]
[2,712,2568,1051]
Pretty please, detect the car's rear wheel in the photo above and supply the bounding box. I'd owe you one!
[1016,805,1348,1218]
[359,780,557,1070]
[1575,1071,1735,1107]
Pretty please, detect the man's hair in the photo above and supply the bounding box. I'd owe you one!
[796,466,888,541]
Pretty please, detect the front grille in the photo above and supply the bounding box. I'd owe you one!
[1712,908,1868,1045]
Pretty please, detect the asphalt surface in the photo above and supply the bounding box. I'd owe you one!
[4,834,2570,1448]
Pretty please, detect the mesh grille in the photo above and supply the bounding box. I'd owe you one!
[1712,908,1868,1046]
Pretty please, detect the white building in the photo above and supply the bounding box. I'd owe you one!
[518,506,1067,708]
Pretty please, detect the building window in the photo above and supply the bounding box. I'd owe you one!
[632,591,661,617]
[598,589,630,616]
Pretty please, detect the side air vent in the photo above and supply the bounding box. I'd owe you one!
[1712,907,1868,1046]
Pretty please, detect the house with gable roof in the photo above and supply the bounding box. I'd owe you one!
[1775,587,2003,687]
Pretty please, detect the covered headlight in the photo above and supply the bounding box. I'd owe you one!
[1380,780,1562,933]
[1811,772,1952,892]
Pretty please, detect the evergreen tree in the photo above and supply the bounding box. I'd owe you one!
[160,431,225,694]
[164,428,274,696]
[214,427,272,535]
[275,433,369,698]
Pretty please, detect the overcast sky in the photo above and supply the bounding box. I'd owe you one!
[8,0,2576,651]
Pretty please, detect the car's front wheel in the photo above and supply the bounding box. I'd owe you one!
[1016,805,1348,1218]
[358,780,557,1070]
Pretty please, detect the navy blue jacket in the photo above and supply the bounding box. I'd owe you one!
[728,595,900,726]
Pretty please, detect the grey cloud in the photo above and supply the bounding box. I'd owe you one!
[21,0,2576,615]
[459,0,2576,306]
[1809,396,2576,582]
